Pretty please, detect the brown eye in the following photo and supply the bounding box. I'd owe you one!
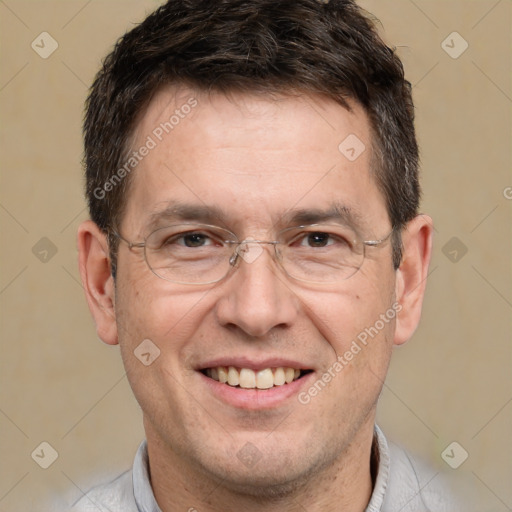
[181,232,210,247]
[305,232,331,247]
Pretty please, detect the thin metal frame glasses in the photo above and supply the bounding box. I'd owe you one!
[113,223,393,285]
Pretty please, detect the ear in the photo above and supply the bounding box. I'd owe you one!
[393,214,433,346]
[77,220,118,345]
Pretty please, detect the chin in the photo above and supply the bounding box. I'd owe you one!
[195,444,334,500]
[208,466,312,499]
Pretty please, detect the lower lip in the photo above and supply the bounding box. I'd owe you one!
[198,371,315,410]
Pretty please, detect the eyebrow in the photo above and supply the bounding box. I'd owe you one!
[143,200,365,234]
[281,203,365,231]
[144,201,229,233]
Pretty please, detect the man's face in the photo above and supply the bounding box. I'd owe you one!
[114,88,397,492]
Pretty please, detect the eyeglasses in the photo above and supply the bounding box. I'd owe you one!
[113,223,393,285]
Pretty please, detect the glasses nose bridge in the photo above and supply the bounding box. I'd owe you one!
[228,238,281,268]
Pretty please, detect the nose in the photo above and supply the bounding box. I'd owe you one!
[215,243,299,337]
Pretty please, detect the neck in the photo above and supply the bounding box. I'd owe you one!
[145,416,376,512]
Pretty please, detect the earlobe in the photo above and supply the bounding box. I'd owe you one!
[77,220,118,345]
[393,215,433,346]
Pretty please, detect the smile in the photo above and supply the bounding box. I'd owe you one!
[202,366,313,390]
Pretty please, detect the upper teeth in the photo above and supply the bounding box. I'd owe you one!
[205,366,302,389]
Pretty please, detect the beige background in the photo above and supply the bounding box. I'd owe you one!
[0,1,510,510]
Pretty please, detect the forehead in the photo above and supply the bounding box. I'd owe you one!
[121,86,388,236]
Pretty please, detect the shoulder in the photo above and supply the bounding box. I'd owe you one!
[72,469,138,512]
[383,441,464,512]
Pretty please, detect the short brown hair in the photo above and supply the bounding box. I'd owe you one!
[84,0,420,273]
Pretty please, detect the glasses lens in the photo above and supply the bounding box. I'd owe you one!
[145,224,234,284]
[279,224,364,283]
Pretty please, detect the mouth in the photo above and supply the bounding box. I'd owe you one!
[200,366,314,390]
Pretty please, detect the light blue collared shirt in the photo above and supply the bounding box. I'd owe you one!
[72,425,461,511]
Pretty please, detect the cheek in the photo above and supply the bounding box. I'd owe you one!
[295,280,397,403]
[113,273,216,398]
[113,278,214,416]
[299,282,395,345]
[115,267,210,344]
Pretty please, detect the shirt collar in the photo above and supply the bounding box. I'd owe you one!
[132,440,162,512]
[132,425,390,512]
[365,424,391,512]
